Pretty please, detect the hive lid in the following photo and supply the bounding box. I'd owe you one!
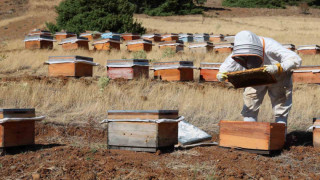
[152,61,195,70]
[45,56,98,66]
[0,108,35,113]
[142,33,161,38]
[293,69,320,73]
[24,35,55,42]
[108,110,178,114]
[59,36,89,44]
[126,39,153,45]
[121,33,140,36]
[106,59,149,67]
[0,108,36,119]
[80,31,102,36]
[194,33,209,37]
[189,42,214,48]
[92,38,121,45]
[158,40,184,46]
[209,34,224,38]
[200,62,221,69]
[214,42,234,49]
[29,29,52,36]
[297,45,320,50]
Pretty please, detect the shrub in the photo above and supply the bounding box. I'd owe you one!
[132,50,147,59]
[162,48,176,58]
[47,0,145,34]
[98,77,110,91]
[222,0,285,8]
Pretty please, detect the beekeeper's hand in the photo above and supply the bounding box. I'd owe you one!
[263,63,283,75]
[217,72,228,82]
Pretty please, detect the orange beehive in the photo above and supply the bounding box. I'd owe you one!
[0,109,44,151]
[209,34,224,43]
[59,37,90,50]
[199,62,221,82]
[153,61,195,81]
[45,56,99,77]
[282,44,296,51]
[161,33,179,42]
[219,120,286,152]
[159,40,184,53]
[126,39,153,52]
[313,118,320,148]
[292,66,320,84]
[224,35,235,43]
[297,45,320,55]
[142,34,162,42]
[24,35,55,49]
[92,38,121,51]
[107,59,149,80]
[189,42,214,53]
[121,33,141,41]
[80,31,102,41]
[214,43,234,53]
[55,31,76,41]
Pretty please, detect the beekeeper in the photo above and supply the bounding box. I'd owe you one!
[217,30,301,125]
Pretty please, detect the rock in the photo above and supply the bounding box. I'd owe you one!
[32,173,40,180]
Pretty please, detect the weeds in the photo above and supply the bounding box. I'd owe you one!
[162,48,176,58]
[132,50,147,59]
[98,77,110,91]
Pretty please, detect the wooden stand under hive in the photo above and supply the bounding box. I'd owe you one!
[209,34,224,43]
[142,34,162,42]
[214,43,234,53]
[121,33,141,41]
[59,37,89,50]
[104,110,180,152]
[45,56,99,77]
[199,63,221,82]
[219,120,286,154]
[161,33,179,42]
[292,66,320,84]
[193,33,209,43]
[158,40,184,53]
[0,109,44,154]
[282,44,296,51]
[55,31,76,41]
[297,45,320,55]
[313,118,320,148]
[92,38,121,51]
[107,59,149,80]
[24,35,55,49]
[178,33,193,43]
[80,31,101,41]
[126,39,153,52]
[153,61,195,81]
[189,42,214,53]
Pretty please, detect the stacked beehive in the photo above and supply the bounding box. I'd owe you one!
[24,29,55,49]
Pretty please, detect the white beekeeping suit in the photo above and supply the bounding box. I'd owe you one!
[217,30,301,125]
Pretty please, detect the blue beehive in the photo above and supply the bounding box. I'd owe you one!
[179,33,193,43]
[193,33,209,43]
[101,32,121,41]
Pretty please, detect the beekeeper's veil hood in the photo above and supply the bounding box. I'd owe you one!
[232,30,264,69]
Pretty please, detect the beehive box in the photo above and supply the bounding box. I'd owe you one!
[92,38,121,51]
[179,33,193,43]
[45,56,98,77]
[121,33,141,41]
[59,37,89,50]
[24,35,55,49]
[159,40,184,52]
[209,34,224,43]
[107,59,149,80]
[126,39,153,52]
[0,109,38,148]
[189,42,214,53]
[219,120,286,151]
[80,31,102,41]
[214,43,234,53]
[106,110,179,152]
[55,31,76,41]
[101,32,121,41]
[224,35,235,43]
[199,63,221,82]
[226,67,277,88]
[282,44,296,51]
[153,61,194,81]
[297,45,320,55]
[313,118,320,148]
[161,33,179,42]
[293,68,320,84]
[193,33,209,42]
[142,34,162,42]
[28,29,52,36]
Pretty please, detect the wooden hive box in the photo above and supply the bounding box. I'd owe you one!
[282,44,296,51]
[193,33,210,43]
[199,62,221,82]
[101,32,121,41]
[45,56,98,77]
[0,109,39,148]
[224,35,235,43]
[159,40,184,53]
[161,33,179,42]
[153,61,194,81]
[219,120,286,151]
[28,29,52,36]
[209,34,224,43]
[59,37,89,50]
[189,42,214,53]
[178,33,193,43]
[92,38,121,51]
[297,45,320,55]
[121,33,141,41]
[214,43,234,53]
[80,31,102,41]
[55,31,76,41]
[126,39,153,52]
[24,35,55,49]
[106,110,179,152]
[107,59,149,80]
[142,34,162,42]
[313,118,320,148]
[293,67,320,84]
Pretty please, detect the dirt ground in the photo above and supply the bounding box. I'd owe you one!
[0,122,318,180]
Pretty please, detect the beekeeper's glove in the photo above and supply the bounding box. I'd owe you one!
[263,63,283,75]
[216,72,228,82]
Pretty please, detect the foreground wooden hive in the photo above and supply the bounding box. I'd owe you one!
[193,33,209,42]
[153,61,195,81]
[313,118,320,148]
[121,33,140,41]
[161,33,179,42]
[0,109,44,150]
[297,45,320,55]
[24,35,55,49]
[282,44,296,51]
[80,31,102,41]
[107,59,149,80]
[45,56,99,77]
[92,38,121,51]
[142,34,162,42]
[59,37,89,50]
[178,33,193,43]
[214,43,234,53]
[55,31,76,41]
[189,42,214,53]
[105,110,179,152]
[209,34,224,43]
[292,66,320,84]
[199,62,221,82]
[158,40,184,52]
[126,39,153,52]
[219,120,286,152]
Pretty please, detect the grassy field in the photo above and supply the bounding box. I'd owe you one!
[0,0,320,133]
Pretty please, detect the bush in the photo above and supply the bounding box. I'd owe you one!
[222,0,285,8]
[47,0,145,34]
[98,77,110,91]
